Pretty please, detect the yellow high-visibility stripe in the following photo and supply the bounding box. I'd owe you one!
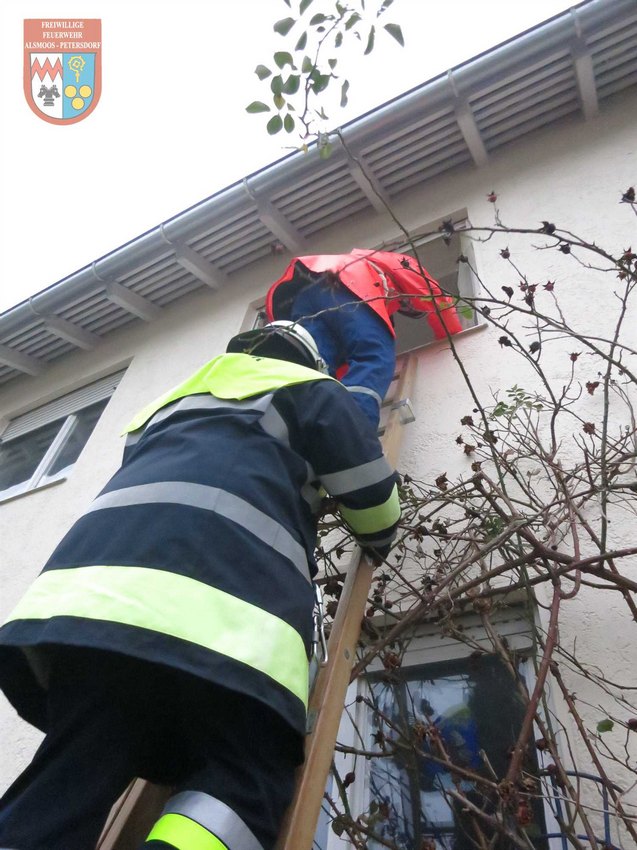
[125,353,333,434]
[146,813,228,849]
[5,565,308,707]
[338,484,400,535]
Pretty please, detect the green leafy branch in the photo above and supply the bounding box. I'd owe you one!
[246,0,404,153]
[491,385,545,420]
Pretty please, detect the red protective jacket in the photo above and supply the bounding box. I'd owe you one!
[266,248,463,339]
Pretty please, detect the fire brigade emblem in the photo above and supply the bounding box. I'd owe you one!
[24,19,102,124]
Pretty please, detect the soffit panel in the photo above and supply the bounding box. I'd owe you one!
[269,160,350,208]
[598,69,637,100]
[142,278,205,307]
[472,69,577,126]
[363,111,460,169]
[0,366,15,386]
[27,336,77,362]
[483,102,581,152]
[188,206,268,247]
[188,209,273,266]
[385,149,473,199]
[469,51,573,106]
[275,165,363,217]
[192,221,275,269]
[213,239,276,272]
[1,320,47,349]
[128,267,196,300]
[87,312,139,336]
[58,296,113,327]
[365,126,467,180]
[590,13,637,95]
[300,195,373,239]
[480,93,581,148]
[360,106,458,158]
[283,177,370,234]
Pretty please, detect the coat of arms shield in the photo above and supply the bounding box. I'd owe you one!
[24,19,102,124]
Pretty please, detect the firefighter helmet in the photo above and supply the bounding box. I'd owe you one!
[226,320,329,373]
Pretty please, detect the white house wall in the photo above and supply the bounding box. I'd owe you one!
[1,89,635,799]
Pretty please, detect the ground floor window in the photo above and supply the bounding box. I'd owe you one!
[0,370,125,501]
[366,654,548,850]
[315,605,553,850]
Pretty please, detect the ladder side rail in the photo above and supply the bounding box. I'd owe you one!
[97,782,169,850]
[275,353,417,850]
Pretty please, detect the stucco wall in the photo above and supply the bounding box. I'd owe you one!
[1,89,635,797]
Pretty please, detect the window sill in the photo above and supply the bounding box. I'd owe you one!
[0,475,68,506]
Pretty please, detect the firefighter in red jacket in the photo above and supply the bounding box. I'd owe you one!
[266,249,463,427]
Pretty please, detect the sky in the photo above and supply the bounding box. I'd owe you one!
[1,0,578,314]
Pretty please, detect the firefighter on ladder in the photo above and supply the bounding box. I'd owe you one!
[266,248,463,427]
[0,321,400,850]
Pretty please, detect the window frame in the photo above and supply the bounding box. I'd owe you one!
[320,606,562,850]
[0,370,125,503]
[241,216,485,358]
[391,217,484,356]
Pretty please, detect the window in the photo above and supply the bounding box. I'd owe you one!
[0,370,125,501]
[366,656,548,850]
[244,218,481,355]
[392,220,481,355]
[318,608,550,850]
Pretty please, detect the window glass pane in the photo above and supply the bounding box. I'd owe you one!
[47,399,109,476]
[368,656,547,850]
[0,418,65,491]
[395,232,476,355]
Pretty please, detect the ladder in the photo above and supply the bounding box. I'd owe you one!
[97,354,417,850]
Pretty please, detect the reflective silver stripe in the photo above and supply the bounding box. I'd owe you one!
[346,385,383,406]
[301,482,323,513]
[260,408,321,510]
[259,404,289,446]
[86,481,310,582]
[300,461,321,511]
[320,455,393,496]
[162,791,263,850]
[147,393,274,432]
[125,432,142,449]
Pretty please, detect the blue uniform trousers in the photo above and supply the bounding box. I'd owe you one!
[0,647,300,850]
[290,283,395,427]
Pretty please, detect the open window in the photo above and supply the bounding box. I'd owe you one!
[0,370,125,502]
[242,218,481,357]
[392,219,481,355]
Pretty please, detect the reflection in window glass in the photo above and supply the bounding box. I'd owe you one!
[0,418,67,491]
[0,395,112,499]
[394,231,478,355]
[48,399,109,476]
[368,656,547,850]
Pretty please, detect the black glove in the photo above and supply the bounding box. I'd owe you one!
[362,544,390,565]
